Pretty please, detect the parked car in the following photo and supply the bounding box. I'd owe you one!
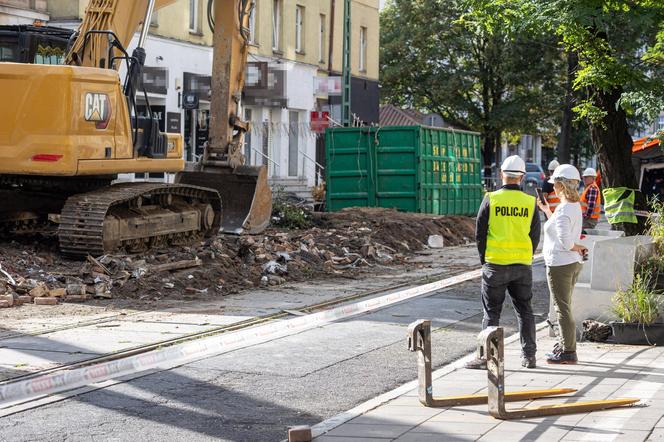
[525,162,546,187]
[523,162,546,195]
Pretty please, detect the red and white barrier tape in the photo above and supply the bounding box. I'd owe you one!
[0,256,541,407]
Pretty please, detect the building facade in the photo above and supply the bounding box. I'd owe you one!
[47,0,380,191]
[0,0,48,25]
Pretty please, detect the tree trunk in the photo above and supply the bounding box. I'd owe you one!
[557,52,577,164]
[588,87,645,235]
[482,129,500,186]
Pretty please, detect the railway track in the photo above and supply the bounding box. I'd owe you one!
[0,264,480,388]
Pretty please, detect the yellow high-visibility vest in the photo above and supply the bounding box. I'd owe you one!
[486,189,535,265]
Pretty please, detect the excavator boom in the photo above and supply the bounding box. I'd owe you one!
[177,0,272,234]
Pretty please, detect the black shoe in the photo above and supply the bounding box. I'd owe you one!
[521,356,536,369]
[464,358,487,370]
[547,351,578,364]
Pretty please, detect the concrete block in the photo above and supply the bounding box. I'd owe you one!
[584,229,625,238]
[17,295,33,304]
[591,236,655,292]
[572,283,617,326]
[288,426,312,442]
[49,288,67,298]
[34,297,58,306]
[548,233,618,332]
[0,300,10,308]
[66,284,86,296]
[578,234,618,285]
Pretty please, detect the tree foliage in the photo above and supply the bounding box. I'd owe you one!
[468,0,664,234]
[380,0,564,169]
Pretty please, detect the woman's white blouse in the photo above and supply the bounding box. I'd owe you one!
[543,201,583,267]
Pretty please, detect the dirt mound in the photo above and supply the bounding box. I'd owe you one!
[0,208,476,305]
[314,208,475,251]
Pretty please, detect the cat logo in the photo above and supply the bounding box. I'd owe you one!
[84,93,112,130]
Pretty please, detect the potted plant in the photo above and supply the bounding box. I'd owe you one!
[643,255,664,291]
[645,198,664,290]
[610,273,664,345]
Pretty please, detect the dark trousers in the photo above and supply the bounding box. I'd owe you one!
[481,263,537,357]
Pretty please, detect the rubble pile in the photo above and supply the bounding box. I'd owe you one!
[0,208,475,306]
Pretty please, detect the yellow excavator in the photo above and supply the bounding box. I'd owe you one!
[0,0,271,258]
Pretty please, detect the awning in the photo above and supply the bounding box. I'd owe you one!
[633,136,661,153]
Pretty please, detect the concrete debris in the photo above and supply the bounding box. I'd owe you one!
[49,288,67,298]
[29,283,49,298]
[428,235,445,249]
[0,208,475,305]
[17,295,33,304]
[263,260,288,275]
[66,284,86,296]
[34,297,58,305]
[0,294,14,307]
[150,258,202,273]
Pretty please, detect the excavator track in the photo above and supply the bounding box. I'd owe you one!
[59,183,222,258]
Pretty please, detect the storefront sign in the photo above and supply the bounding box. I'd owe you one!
[182,93,199,110]
[310,111,330,134]
[166,112,181,133]
[183,72,211,101]
[142,67,168,95]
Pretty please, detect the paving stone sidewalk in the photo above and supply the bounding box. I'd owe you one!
[314,330,664,442]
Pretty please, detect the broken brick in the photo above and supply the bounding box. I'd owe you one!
[34,297,58,305]
[49,288,67,298]
[288,426,312,442]
[17,295,33,304]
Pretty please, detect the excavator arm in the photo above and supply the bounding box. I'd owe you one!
[177,0,272,234]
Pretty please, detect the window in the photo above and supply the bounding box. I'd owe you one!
[319,14,326,63]
[359,26,367,72]
[657,115,664,131]
[295,5,304,53]
[189,0,199,33]
[272,0,281,51]
[248,1,257,44]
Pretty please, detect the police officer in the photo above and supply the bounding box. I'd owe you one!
[466,155,541,370]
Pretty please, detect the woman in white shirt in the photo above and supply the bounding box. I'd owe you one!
[537,165,588,364]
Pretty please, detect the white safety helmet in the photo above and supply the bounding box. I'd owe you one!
[500,155,526,177]
[582,167,597,178]
[549,164,581,183]
[548,160,560,171]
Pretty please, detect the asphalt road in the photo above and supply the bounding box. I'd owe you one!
[0,263,551,442]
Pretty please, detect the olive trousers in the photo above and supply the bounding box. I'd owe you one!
[546,262,583,352]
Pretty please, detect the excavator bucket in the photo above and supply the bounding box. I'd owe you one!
[176,164,272,234]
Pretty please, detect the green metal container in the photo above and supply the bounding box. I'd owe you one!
[325,126,483,216]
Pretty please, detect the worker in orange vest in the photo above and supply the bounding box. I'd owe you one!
[542,160,561,212]
[581,168,602,231]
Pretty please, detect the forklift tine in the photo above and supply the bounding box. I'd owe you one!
[407,320,576,407]
[485,327,639,419]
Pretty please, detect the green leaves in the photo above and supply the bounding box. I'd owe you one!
[380,0,564,156]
